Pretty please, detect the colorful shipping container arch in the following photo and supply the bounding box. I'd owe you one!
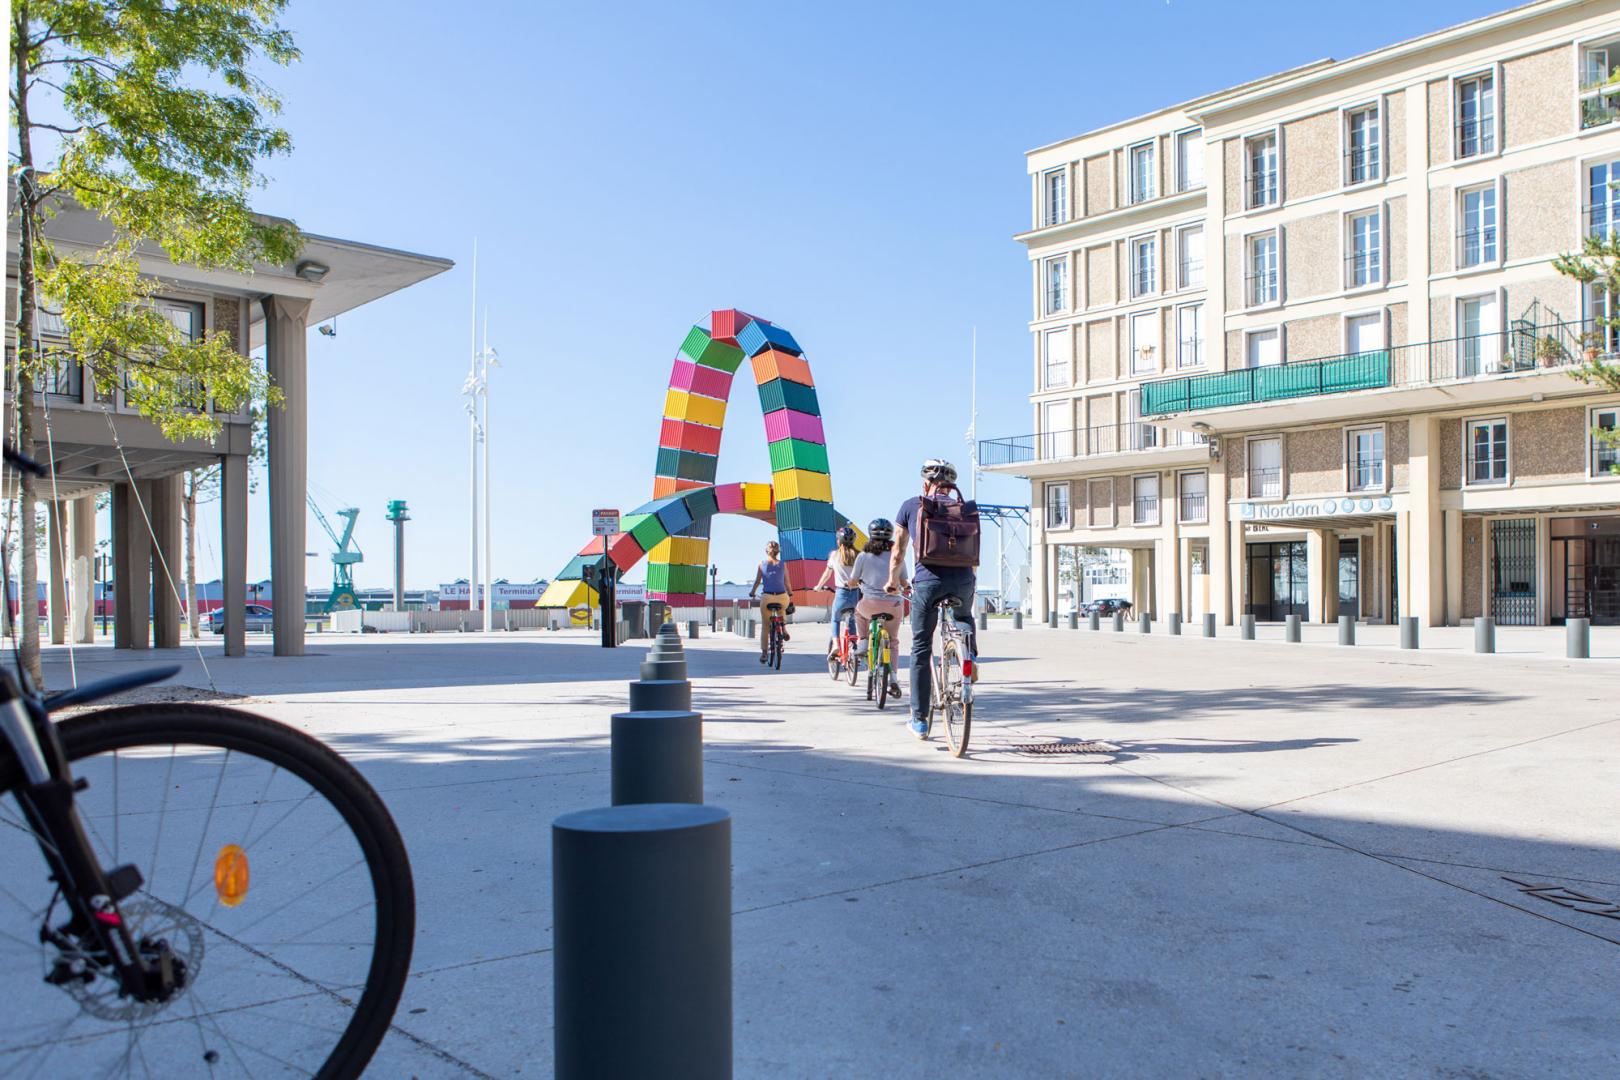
[540,310,857,610]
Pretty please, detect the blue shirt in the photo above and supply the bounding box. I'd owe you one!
[758,559,787,593]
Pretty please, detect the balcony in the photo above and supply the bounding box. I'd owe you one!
[979,421,1208,472]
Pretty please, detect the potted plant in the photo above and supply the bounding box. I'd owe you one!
[1582,329,1604,363]
[1535,335,1570,369]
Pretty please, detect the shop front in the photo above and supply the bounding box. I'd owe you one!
[1551,516,1620,625]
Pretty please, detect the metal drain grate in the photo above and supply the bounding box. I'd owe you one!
[1502,876,1620,920]
[1015,740,1118,756]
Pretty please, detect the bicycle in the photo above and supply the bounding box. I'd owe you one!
[762,601,787,670]
[826,606,860,687]
[926,597,975,757]
[0,448,415,1078]
[864,612,901,710]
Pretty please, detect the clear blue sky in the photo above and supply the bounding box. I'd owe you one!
[203,0,1506,592]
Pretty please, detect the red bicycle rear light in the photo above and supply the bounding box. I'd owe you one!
[962,658,974,677]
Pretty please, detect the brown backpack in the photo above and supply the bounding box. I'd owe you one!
[912,486,980,569]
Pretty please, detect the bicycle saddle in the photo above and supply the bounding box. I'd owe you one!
[873,612,894,622]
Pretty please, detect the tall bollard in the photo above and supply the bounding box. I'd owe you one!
[688,620,699,640]
[1399,616,1419,650]
[1168,613,1182,636]
[1474,615,1495,654]
[1112,611,1125,632]
[1048,611,1058,629]
[554,803,731,1080]
[1285,614,1301,643]
[978,610,988,631]
[1203,613,1217,638]
[1089,611,1101,631]
[1241,614,1255,640]
[1013,610,1023,629]
[1338,615,1355,646]
[612,711,703,805]
[1067,611,1079,630]
[1138,613,1151,634]
[1567,617,1591,659]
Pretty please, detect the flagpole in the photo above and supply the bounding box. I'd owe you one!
[970,326,979,501]
[467,239,480,616]
[481,307,493,633]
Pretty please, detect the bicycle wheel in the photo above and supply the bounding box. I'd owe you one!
[826,641,842,680]
[876,662,890,710]
[941,642,972,757]
[0,704,415,1079]
[771,626,783,670]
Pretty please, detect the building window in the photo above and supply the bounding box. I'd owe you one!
[1175,129,1204,192]
[1346,311,1385,356]
[1347,425,1386,491]
[1466,417,1508,485]
[1178,470,1208,522]
[1128,387,1157,450]
[1248,436,1283,499]
[1456,73,1496,159]
[1245,327,1281,368]
[1042,399,1073,459]
[1132,474,1160,525]
[1042,329,1068,389]
[1345,104,1381,185]
[1458,293,1501,376]
[1130,235,1157,297]
[1129,141,1156,204]
[1176,303,1204,369]
[1129,310,1160,375]
[1245,132,1278,209]
[1580,39,1620,130]
[1247,231,1279,307]
[1585,282,1620,354]
[1347,208,1382,288]
[1586,159,1620,239]
[1459,185,1498,268]
[1046,482,1072,528]
[1176,225,1204,289]
[1043,256,1068,315]
[1591,407,1619,477]
[1042,168,1067,227]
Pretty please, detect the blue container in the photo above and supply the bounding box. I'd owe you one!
[736,320,802,358]
[653,496,694,536]
[779,528,836,562]
[776,498,837,533]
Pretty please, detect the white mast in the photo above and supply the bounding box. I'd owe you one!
[481,308,494,633]
[467,239,480,615]
[970,326,979,501]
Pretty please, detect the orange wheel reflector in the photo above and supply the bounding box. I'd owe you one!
[214,844,250,907]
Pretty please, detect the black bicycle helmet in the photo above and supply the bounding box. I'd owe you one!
[836,525,857,546]
[921,458,957,484]
[867,518,894,542]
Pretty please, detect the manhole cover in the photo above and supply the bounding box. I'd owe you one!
[1015,740,1118,756]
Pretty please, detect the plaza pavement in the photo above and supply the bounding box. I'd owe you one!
[31,622,1620,1077]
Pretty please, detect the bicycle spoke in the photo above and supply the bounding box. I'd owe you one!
[180,749,233,913]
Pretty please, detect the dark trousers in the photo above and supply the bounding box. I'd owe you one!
[909,568,977,720]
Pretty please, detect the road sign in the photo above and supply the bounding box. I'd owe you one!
[591,508,620,536]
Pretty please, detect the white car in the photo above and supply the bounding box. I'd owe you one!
[206,604,275,633]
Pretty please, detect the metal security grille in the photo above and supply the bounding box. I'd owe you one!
[1490,518,1536,626]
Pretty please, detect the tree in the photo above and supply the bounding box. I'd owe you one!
[1552,235,1620,474]
[9,0,299,680]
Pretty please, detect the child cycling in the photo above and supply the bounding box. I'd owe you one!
[814,525,861,655]
[853,519,907,700]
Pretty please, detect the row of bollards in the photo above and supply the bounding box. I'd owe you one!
[554,618,732,1079]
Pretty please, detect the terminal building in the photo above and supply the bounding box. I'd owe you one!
[985,0,1620,628]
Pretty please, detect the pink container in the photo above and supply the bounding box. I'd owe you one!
[763,409,824,444]
[668,359,698,392]
[688,363,732,400]
[714,483,744,512]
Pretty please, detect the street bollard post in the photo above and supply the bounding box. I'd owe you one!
[1068,611,1079,630]
[553,803,731,1080]
[1168,613,1182,636]
[1338,615,1355,646]
[1285,614,1301,643]
[1567,617,1591,659]
[978,610,988,631]
[1474,615,1495,654]
[1048,611,1058,629]
[1139,613,1151,634]
[1112,611,1125,632]
[612,711,703,805]
[1241,614,1255,640]
[1013,610,1023,629]
[1089,611,1101,631]
[688,620,699,640]
[1203,613,1217,638]
[1400,616,1419,650]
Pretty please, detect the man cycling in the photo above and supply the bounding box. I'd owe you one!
[887,459,978,739]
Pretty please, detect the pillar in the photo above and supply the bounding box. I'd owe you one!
[1229,519,1248,625]
[1395,510,1413,623]
[220,452,249,657]
[1031,537,1050,620]
[150,475,182,649]
[1407,416,1444,626]
[47,501,67,645]
[1160,508,1182,619]
[1208,458,1232,623]
[264,294,312,657]
[1131,548,1153,617]
[1443,509,1463,627]
[111,481,150,650]
[70,495,94,644]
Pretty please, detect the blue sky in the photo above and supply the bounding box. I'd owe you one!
[205,0,1506,591]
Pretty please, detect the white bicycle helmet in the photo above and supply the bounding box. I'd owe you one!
[921,458,957,484]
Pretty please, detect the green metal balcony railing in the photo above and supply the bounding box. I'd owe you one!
[1142,350,1391,415]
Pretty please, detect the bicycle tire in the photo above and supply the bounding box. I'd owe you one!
[941,643,971,757]
[826,644,842,680]
[846,647,860,686]
[771,629,783,670]
[0,703,415,1079]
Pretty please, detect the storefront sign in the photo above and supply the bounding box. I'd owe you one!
[1239,495,1393,521]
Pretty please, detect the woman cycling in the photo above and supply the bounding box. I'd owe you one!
[814,525,861,656]
[852,519,907,700]
[749,539,792,663]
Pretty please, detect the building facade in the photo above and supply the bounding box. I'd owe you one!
[987,0,1620,628]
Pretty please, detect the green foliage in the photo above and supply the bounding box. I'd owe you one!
[1553,233,1620,473]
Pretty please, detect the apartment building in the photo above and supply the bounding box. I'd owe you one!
[985,0,1620,628]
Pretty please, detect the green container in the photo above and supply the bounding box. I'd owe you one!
[647,562,707,594]
[675,449,718,483]
[679,326,744,373]
[768,438,829,474]
[655,446,680,477]
[756,377,820,416]
[623,512,668,552]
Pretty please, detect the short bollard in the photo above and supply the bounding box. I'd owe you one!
[1067,611,1079,630]
[630,678,691,712]
[1567,617,1591,659]
[1399,616,1419,650]
[1138,613,1151,634]
[1089,611,1101,631]
[1474,616,1495,654]
[687,620,699,640]
[612,711,703,805]
[1203,613,1217,638]
[1013,610,1023,629]
[1048,611,1058,629]
[1338,615,1355,646]
[1112,611,1125,632]
[1168,613,1182,636]
[1285,614,1301,643]
[978,610,988,631]
[1241,614,1256,640]
[553,803,731,1080]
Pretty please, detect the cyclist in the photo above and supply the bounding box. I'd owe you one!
[814,525,861,658]
[852,519,906,700]
[888,458,978,738]
[749,539,792,663]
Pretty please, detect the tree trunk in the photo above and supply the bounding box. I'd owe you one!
[184,471,199,638]
[14,15,44,685]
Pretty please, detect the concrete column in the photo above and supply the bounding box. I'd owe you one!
[1443,509,1463,626]
[1031,538,1049,620]
[112,481,150,649]
[1407,416,1444,626]
[69,495,94,644]
[264,294,312,657]
[150,475,182,649]
[1160,508,1181,622]
[47,501,67,645]
[1395,511,1412,623]
[1306,530,1326,624]
[1208,458,1232,623]
[1131,548,1153,617]
[1229,519,1248,625]
[220,453,250,657]
[1534,514,1552,626]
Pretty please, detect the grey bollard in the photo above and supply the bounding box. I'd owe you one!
[1399,616,1419,650]
[1474,616,1495,654]
[630,679,692,712]
[1168,613,1182,636]
[1241,614,1255,640]
[1567,617,1591,659]
[1338,615,1355,646]
[1048,611,1058,628]
[1285,614,1301,643]
[611,711,703,805]
[1138,613,1151,634]
[687,620,699,640]
[1089,611,1101,631]
[978,610,988,631]
[1112,611,1125,632]
[1203,613,1216,638]
[1013,610,1023,629]
[553,803,731,1080]
[1067,611,1079,630]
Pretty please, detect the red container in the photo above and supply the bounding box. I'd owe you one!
[710,309,759,343]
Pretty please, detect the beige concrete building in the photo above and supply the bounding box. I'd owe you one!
[986,0,1620,629]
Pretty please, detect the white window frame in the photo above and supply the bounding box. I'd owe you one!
[1045,481,1073,529]
[1042,167,1068,227]
[1128,140,1156,204]
[1131,473,1161,526]
[1583,154,1620,242]
[1043,254,1069,315]
[1243,324,1285,369]
[1456,289,1507,376]
[1174,127,1205,192]
[1243,126,1282,212]
[1345,423,1388,493]
[1175,302,1204,370]
[1342,100,1385,188]
[1452,67,1501,162]
[1175,223,1204,290]
[1042,398,1074,459]
[1578,36,1620,131]
[1588,404,1620,479]
[1177,469,1208,523]
[1245,228,1282,309]
[1129,309,1160,376]
[1246,434,1285,501]
[1344,205,1386,291]
[1457,180,1503,270]
[1584,280,1620,355]
[1463,416,1510,487]
[1341,307,1389,357]
[1042,327,1068,389]
[1129,233,1158,298]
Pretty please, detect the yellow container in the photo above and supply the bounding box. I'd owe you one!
[741,481,773,512]
[649,536,709,565]
[773,468,833,504]
[665,389,727,429]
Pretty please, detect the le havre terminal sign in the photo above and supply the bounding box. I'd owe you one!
[1239,495,1394,521]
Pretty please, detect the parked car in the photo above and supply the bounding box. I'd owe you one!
[1081,597,1134,617]
[205,604,275,633]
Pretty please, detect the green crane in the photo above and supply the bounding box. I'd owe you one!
[308,496,363,611]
